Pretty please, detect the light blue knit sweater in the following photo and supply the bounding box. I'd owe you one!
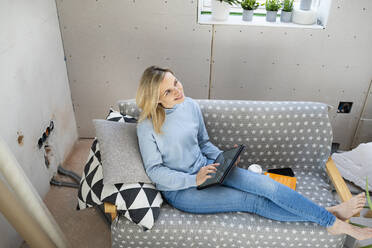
[137,97,222,191]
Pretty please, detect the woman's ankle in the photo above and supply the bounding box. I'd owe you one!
[326,218,344,235]
[327,218,372,241]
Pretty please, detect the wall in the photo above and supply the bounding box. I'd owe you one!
[211,0,372,150]
[55,0,372,150]
[0,0,78,247]
[352,80,372,147]
[56,0,212,138]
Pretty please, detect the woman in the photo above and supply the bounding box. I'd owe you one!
[136,65,372,240]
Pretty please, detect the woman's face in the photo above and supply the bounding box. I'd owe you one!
[158,72,185,109]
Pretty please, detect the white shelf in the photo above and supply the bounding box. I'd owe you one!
[198,14,324,29]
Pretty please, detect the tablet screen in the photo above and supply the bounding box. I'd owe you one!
[197,145,244,190]
[213,146,241,181]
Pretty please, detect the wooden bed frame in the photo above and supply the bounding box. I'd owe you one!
[104,157,357,221]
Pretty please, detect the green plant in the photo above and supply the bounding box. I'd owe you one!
[216,0,240,6]
[265,0,281,11]
[350,177,372,228]
[367,176,372,211]
[349,177,372,247]
[241,0,259,10]
[282,0,294,12]
[351,178,372,248]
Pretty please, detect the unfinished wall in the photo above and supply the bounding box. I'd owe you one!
[56,0,212,137]
[211,0,372,150]
[56,0,372,150]
[0,0,78,247]
[352,80,372,147]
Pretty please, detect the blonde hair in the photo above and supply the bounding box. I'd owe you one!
[136,66,174,134]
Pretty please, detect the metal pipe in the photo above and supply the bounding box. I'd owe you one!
[0,178,56,248]
[0,136,69,248]
[208,24,216,100]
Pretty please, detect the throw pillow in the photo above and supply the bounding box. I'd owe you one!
[92,119,152,185]
[106,108,137,123]
[100,182,163,230]
[77,108,163,230]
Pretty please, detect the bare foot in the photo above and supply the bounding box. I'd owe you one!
[326,192,366,221]
[327,218,372,240]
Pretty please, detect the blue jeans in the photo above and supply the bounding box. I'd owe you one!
[161,163,336,227]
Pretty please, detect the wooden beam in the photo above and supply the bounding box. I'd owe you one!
[104,202,117,221]
[326,157,359,217]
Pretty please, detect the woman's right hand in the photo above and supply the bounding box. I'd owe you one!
[196,163,220,186]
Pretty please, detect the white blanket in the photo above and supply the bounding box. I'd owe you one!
[331,143,372,190]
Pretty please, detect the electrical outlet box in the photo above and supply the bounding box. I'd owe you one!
[337,102,353,114]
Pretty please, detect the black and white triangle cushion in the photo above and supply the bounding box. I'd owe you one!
[101,182,163,230]
[77,108,163,230]
[105,108,137,123]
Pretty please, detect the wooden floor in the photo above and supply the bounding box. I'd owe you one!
[21,139,111,248]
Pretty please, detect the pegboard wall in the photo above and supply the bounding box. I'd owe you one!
[56,0,372,150]
[55,0,211,137]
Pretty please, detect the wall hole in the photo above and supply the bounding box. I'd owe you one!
[17,132,24,146]
[337,102,353,113]
[331,143,340,154]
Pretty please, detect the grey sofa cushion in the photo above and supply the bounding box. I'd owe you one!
[112,167,345,248]
[118,99,333,172]
[92,119,152,185]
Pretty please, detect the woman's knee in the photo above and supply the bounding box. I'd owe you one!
[257,177,278,197]
[227,168,278,198]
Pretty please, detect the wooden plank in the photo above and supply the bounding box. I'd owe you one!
[326,157,360,217]
[326,157,353,202]
[104,202,117,221]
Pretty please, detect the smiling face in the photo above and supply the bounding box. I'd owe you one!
[158,72,185,109]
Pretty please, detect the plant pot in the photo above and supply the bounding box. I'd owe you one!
[280,10,292,22]
[292,8,317,24]
[266,10,278,22]
[300,0,312,10]
[211,0,231,21]
[242,9,254,21]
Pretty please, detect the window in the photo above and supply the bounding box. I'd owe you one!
[201,0,301,14]
[198,0,331,29]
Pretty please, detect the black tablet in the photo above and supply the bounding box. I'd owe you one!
[267,167,295,177]
[197,145,245,190]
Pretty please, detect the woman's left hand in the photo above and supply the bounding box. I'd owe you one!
[233,144,240,167]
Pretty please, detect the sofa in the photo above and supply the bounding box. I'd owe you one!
[104,99,352,248]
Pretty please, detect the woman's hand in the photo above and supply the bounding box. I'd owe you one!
[196,163,220,186]
[233,144,241,167]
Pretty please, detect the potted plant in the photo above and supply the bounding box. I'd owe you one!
[364,176,372,217]
[300,0,312,10]
[280,0,294,22]
[265,0,281,22]
[211,0,239,21]
[241,0,259,21]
